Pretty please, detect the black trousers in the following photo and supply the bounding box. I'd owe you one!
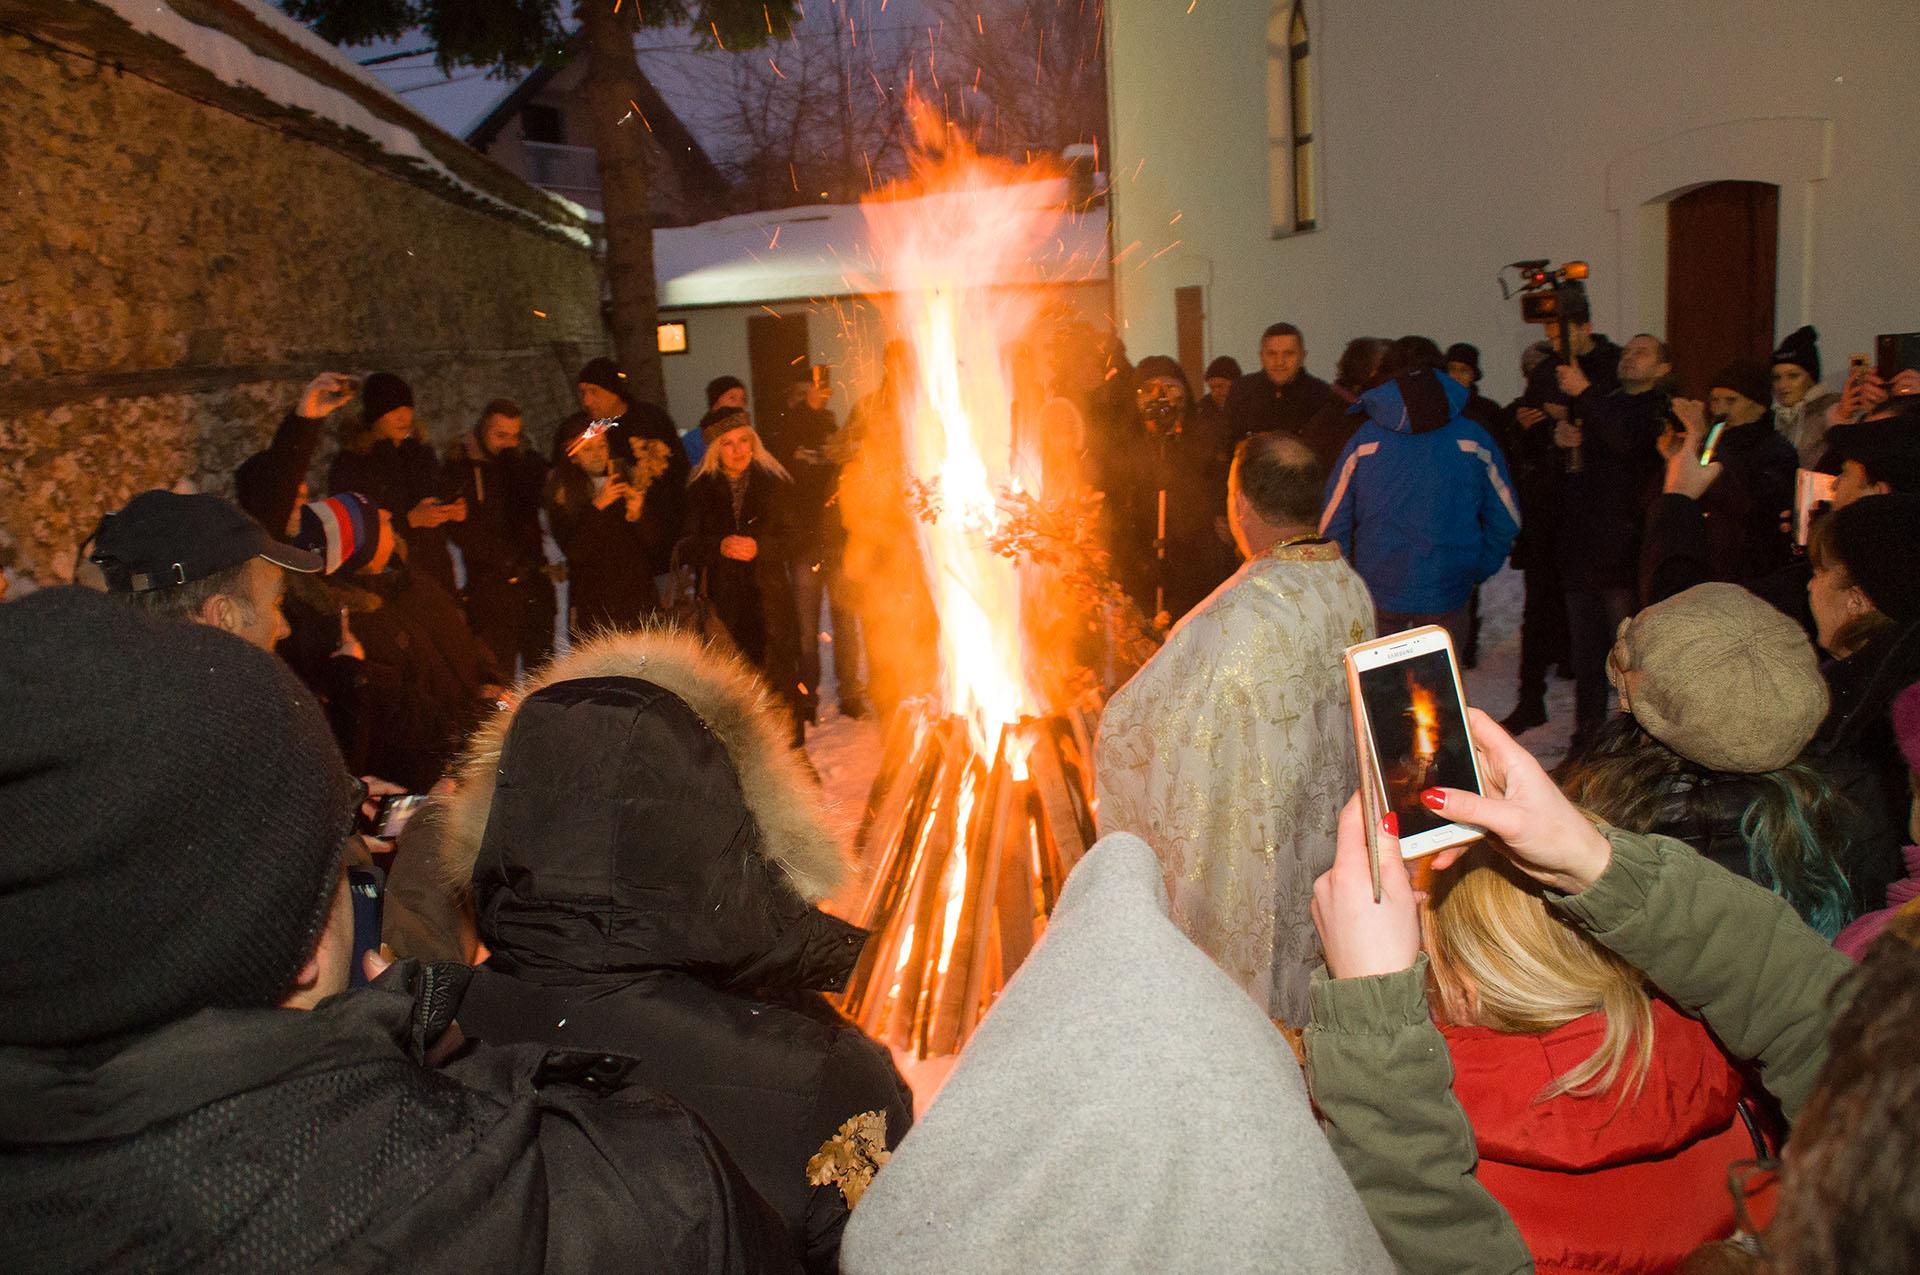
[1566,584,1635,736]
[1516,562,1571,705]
[466,571,556,679]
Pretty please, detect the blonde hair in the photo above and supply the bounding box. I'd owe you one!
[1426,846,1655,1105]
[689,423,792,484]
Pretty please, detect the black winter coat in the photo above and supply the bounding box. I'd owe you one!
[329,436,457,590]
[544,464,661,636]
[451,668,914,1273]
[606,402,691,577]
[685,467,801,697]
[1814,623,1920,908]
[1693,413,1799,586]
[760,403,845,558]
[1224,369,1332,444]
[0,966,795,1274]
[235,410,325,537]
[1556,385,1669,590]
[281,567,503,789]
[447,434,550,582]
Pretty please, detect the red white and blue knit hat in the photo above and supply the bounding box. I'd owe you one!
[295,493,381,576]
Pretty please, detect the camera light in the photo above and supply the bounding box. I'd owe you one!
[1562,261,1589,280]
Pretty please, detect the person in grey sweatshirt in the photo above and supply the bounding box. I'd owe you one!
[840,831,1392,1275]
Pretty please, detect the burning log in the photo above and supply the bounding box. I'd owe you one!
[840,699,1098,1060]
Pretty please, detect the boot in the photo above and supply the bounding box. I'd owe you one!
[1499,698,1548,736]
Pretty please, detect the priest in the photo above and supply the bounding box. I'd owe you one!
[1095,431,1374,1026]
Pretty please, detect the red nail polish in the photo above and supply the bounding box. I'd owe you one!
[1420,788,1447,811]
[1382,812,1399,838]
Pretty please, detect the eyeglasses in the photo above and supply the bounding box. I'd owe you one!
[1724,1157,1779,1260]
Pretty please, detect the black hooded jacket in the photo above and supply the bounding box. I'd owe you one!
[439,632,914,1273]
[0,965,794,1274]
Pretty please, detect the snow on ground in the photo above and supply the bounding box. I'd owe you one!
[1462,565,1580,770]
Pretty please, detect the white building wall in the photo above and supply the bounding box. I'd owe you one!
[1107,0,1920,402]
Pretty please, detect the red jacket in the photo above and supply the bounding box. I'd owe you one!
[1443,1000,1773,1273]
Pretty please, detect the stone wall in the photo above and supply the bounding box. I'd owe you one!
[0,6,608,585]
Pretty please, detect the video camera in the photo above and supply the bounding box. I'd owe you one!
[1501,260,1591,361]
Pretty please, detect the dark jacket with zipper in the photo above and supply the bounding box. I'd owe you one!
[0,964,795,1274]
[685,467,801,697]
[544,463,662,635]
[1556,384,1669,590]
[438,637,914,1274]
[329,436,457,591]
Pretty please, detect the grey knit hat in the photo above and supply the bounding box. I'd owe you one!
[0,587,357,1045]
[1608,583,1829,773]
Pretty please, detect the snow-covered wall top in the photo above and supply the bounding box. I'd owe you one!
[90,0,592,245]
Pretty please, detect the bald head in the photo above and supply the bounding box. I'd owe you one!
[1229,431,1326,558]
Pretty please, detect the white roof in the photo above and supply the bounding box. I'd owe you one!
[654,180,1109,309]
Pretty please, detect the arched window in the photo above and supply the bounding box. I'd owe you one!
[1267,1,1317,234]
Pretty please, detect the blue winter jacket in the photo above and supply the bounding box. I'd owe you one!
[1319,369,1521,615]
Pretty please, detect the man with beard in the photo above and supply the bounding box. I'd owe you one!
[446,399,555,677]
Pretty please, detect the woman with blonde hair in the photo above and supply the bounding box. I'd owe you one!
[683,407,803,740]
[1424,845,1774,1272]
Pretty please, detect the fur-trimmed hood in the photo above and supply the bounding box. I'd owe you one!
[440,627,862,989]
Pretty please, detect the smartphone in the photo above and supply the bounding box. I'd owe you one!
[1795,468,1837,547]
[1876,332,1920,385]
[371,793,427,840]
[347,864,385,989]
[1699,420,1728,466]
[1345,626,1487,859]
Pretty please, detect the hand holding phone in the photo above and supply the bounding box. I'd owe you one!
[1310,795,1423,981]
[1418,708,1613,895]
[1345,626,1486,859]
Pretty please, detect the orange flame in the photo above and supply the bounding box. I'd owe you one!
[1409,678,1440,766]
[859,103,1066,754]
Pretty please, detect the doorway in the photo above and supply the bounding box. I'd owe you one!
[747,311,811,421]
[1665,181,1777,397]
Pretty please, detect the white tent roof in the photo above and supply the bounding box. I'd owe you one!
[654,179,1109,309]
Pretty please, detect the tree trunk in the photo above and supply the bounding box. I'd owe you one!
[576,1,664,406]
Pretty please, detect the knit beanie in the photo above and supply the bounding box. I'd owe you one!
[1444,342,1482,381]
[1825,411,1920,493]
[699,407,750,446]
[295,493,382,576]
[705,374,746,408]
[1204,355,1242,382]
[1827,493,1920,623]
[1772,325,1822,383]
[577,357,631,404]
[359,371,413,425]
[1134,355,1192,397]
[1608,582,1829,773]
[0,587,357,1046]
[1710,359,1773,411]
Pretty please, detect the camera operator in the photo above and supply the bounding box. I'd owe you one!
[1551,333,1674,750]
[1116,356,1234,628]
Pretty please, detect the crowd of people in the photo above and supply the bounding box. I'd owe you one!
[3,303,1919,1273]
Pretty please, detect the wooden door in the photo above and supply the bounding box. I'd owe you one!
[747,312,811,422]
[1175,285,1205,390]
[1666,182,1777,397]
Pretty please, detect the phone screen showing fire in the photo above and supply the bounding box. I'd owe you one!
[1357,650,1478,838]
